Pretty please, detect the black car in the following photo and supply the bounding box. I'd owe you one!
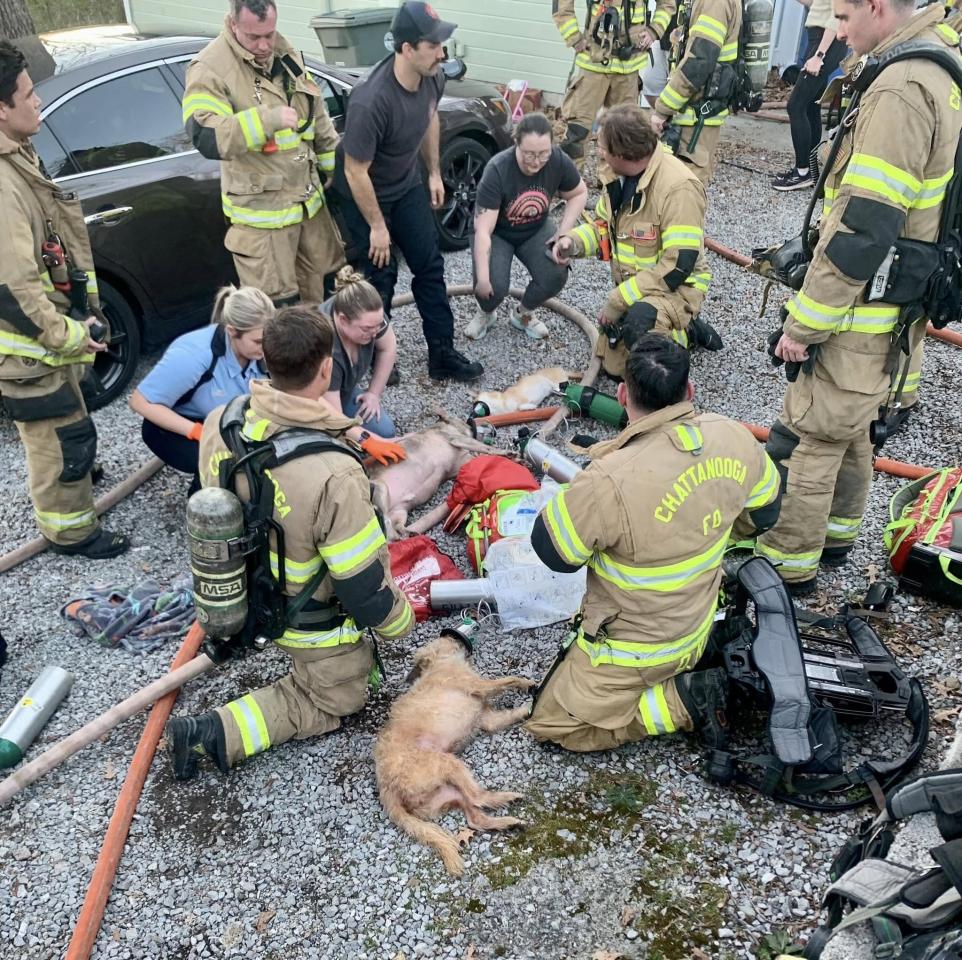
[29,27,513,407]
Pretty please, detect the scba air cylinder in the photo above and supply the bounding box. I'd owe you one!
[0,666,74,769]
[743,0,774,93]
[187,487,247,639]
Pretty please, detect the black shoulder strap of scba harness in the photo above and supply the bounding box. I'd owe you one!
[213,395,363,654]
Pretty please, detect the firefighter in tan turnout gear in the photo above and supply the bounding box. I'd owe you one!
[0,41,129,560]
[757,0,962,594]
[648,0,742,185]
[183,0,344,305]
[554,0,676,180]
[526,334,781,751]
[552,104,719,380]
[166,305,414,778]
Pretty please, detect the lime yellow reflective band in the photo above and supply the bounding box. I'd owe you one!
[826,515,861,541]
[182,92,232,123]
[639,683,678,735]
[746,456,779,508]
[617,276,645,305]
[659,83,687,112]
[35,507,97,531]
[236,106,267,151]
[320,515,386,576]
[674,423,703,453]
[225,694,271,757]
[841,153,921,209]
[661,225,703,250]
[221,187,325,228]
[277,620,363,649]
[558,16,579,39]
[544,489,592,566]
[690,13,726,44]
[754,541,821,573]
[269,551,324,585]
[379,602,414,638]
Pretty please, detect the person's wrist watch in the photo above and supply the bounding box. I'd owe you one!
[815,50,826,59]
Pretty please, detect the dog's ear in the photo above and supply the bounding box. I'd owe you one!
[405,642,436,686]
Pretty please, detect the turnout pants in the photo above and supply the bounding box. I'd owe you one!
[674,123,723,187]
[525,642,694,752]
[217,639,373,767]
[597,285,704,379]
[755,369,884,584]
[224,205,345,305]
[0,363,99,546]
[562,70,641,181]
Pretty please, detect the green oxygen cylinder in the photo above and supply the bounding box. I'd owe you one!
[561,384,628,429]
[0,665,74,768]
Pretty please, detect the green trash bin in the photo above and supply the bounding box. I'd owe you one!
[311,7,396,67]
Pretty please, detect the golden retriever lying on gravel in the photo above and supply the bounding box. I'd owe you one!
[374,635,533,875]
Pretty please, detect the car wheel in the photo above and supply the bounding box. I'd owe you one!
[437,136,492,251]
[83,278,142,411]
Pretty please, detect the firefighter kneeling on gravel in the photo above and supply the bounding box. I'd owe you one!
[551,104,721,381]
[525,334,781,752]
[166,305,415,779]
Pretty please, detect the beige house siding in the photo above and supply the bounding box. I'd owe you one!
[128,0,576,94]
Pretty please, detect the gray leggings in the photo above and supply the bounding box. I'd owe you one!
[473,219,570,313]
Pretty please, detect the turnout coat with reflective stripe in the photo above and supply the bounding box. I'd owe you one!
[199,380,414,648]
[537,401,779,659]
[655,0,741,126]
[183,22,339,229]
[0,131,97,376]
[553,0,677,74]
[567,146,711,319]
[783,5,962,397]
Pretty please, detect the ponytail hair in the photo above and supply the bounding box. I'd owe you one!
[330,265,383,322]
[210,284,274,333]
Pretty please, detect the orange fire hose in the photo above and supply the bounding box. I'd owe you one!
[703,238,962,349]
[64,623,206,960]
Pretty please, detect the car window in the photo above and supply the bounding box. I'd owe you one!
[165,58,189,89]
[32,122,79,179]
[308,71,345,121]
[45,66,192,174]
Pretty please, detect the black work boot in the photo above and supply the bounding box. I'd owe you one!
[820,545,852,568]
[166,711,229,781]
[428,339,484,382]
[688,315,724,351]
[676,667,730,750]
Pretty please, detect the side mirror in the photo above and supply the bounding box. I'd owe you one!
[442,57,467,81]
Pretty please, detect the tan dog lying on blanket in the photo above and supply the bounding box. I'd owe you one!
[374,635,533,875]
[473,367,581,416]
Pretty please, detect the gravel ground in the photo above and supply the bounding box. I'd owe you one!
[1,124,961,960]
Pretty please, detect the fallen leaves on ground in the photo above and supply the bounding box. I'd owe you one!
[455,827,476,847]
[592,951,623,960]
[255,910,276,933]
[620,905,636,927]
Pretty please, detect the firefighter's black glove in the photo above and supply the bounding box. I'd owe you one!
[766,326,785,368]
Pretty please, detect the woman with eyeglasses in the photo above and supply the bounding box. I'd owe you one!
[466,112,587,342]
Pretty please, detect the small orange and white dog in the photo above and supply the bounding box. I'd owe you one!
[374,634,533,876]
[473,366,581,416]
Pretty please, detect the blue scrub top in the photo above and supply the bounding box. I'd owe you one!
[137,325,267,421]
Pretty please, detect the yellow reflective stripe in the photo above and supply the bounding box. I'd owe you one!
[913,168,953,210]
[571,223,599,256]
[182,92,233,122]
[651,9,671,31]
[574,52,647,73]
[40,271,55,293]
[841,153,921,209]
[684,271,711,293]
[317,149,335,173]
[674,423,703,452]
[937,21,959,42]
[0,329,92,366]
[660,224,703,250]
[659,83,687,111]
[379,602,414,638]
[786,291,899,334]
[577,601,716,669]
[902,370,921,394]
[272,127,302,150]
[639,683,678,735]
[269,550,324,584]
[85,271,98,297]
[35,507,96,530]
[225,694,271,757]
[242,411,270,441]
[544,489,591,566]
[300,121,316,139]
[691,14,726,44]
[755,541,821,572]
[826,515,861,541]
[591,530,728,593]
[62,317,88,354]
[320,515,385,576]
[236,106,267,150]
[746,456,779,508]
[222,187,325,228]
[672,106,729,126]
[672,328,690,348]
[617,276,644,305]
[719,41,738,61]
[278,620,363,649]
[558,16,580,38]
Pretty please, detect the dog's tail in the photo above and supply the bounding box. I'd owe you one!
[380,788,464,876]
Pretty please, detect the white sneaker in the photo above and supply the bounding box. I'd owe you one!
[510,304,548,340]
[465,308,497,341]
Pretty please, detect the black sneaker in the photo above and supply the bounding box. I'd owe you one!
[688,315,723,351]
[166,711,229,780]
[47,528,129,560]
[428,339,484,382]
[676,667,730,750]
[772,169,814,192]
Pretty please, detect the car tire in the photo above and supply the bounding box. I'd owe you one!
[83,278,142,411]
[437,136,492,251]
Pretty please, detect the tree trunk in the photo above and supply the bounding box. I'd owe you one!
[0,0,37,40]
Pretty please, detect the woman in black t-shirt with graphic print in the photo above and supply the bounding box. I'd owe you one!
[467,112,587,342]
